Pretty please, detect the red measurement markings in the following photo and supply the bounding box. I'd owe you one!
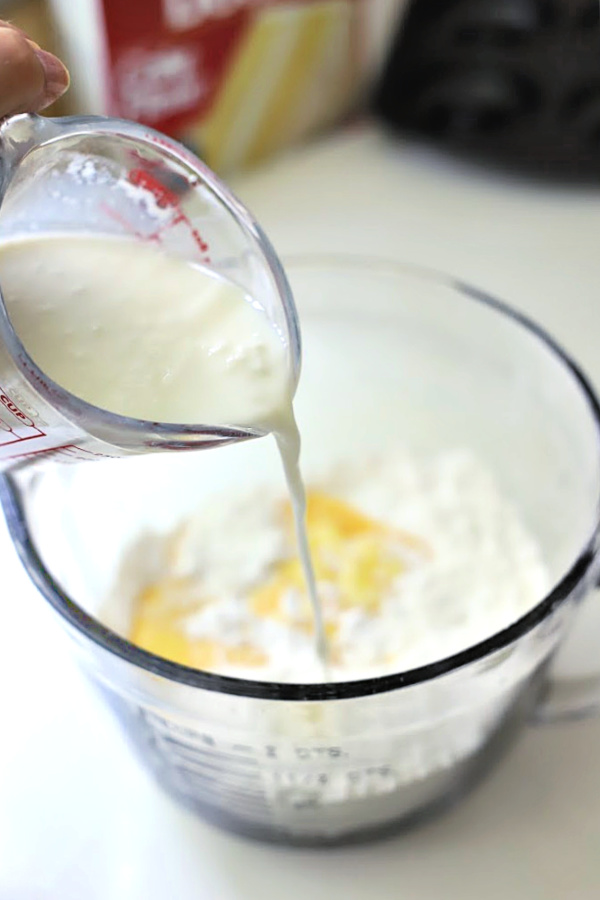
[0,442,74,462]
[100,203,154,243]
[130,167,211,260]
[15,355,59,404]
[146,133,201,168]
[0,394,34,428]
[0,443,114,464]
[129,168,210,257]
[0,388,46,447]
[128,168,181,209]
[101,163,210,264]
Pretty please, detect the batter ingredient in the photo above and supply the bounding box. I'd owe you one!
[111,448,549,682]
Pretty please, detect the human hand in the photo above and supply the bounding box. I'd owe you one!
[0,21,69,118]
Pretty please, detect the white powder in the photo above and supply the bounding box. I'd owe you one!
[116,448,549,683]
[99,448,553,838]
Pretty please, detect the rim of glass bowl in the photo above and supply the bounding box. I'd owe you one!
[2,255,600,702]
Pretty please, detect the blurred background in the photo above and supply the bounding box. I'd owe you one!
[8,0,600,179]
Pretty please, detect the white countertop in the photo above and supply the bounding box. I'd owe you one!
[1,122,600,898]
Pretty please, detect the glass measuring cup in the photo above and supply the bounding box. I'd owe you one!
[3,257,600,846]
[0,113,298,469]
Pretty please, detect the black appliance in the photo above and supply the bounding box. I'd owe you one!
[374,0,600,179]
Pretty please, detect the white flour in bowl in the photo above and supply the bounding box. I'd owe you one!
[104,448,549,682]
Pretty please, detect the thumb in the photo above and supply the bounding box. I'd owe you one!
[0,23,69,117]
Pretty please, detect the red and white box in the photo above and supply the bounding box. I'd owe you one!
[49,0,405,173]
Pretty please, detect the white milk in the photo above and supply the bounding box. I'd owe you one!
[0,234,288,427]
[0,233,326,662]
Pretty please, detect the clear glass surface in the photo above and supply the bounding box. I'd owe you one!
[0,114,298,465]
[2,258,600,845]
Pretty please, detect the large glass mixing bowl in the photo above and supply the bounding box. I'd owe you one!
[2,258,600,845]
